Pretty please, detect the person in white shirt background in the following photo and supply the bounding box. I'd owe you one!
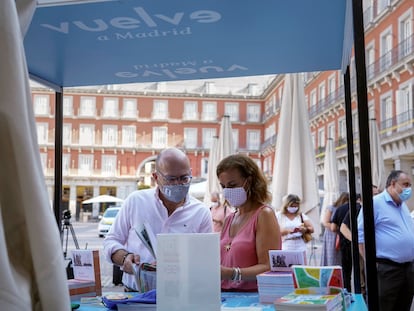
[276,194,314,257]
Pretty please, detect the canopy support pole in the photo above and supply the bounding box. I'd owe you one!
[352,0,379,309]
[54,90,63,231]
[343,67,361,294]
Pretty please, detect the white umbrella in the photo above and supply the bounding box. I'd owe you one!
[320,138,340,223]
[82,194,124,204]
[217,115,235,161]
[0,0,70,309]
[205,116,236,204]
[271,73,321,236]
[369,119,386,191]
[204,136,220,204]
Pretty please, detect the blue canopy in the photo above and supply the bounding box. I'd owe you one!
[25,0,353,88]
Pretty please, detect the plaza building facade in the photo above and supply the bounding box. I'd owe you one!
[32,0,413,219]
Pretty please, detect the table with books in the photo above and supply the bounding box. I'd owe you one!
[74,291,367,310]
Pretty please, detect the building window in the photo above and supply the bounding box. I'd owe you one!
[396,84,413,131]
[328,74,336,98]
[102,125,118,146]
[246,130,260,150]
[184,128,197,148]
[232,129,239,150]
[377,0,390,15]
[79,124,95,145]
[202,101,217,121]
[103,98,119,118]
[122,125,136,147]
[224,102,239,122]
[310,90,317,107]
[318,82,326,103]
[63,123,72,145]
[328,122,335,140]
[152,127,167,148]
[366,45,375,80]
[78,154,93,176]
[153,100,168,119]
[202,128,216,149]
[36,123,48,144]
[338,118,346,142]
[399,13,412,59]
[183,101,198,120]
[318,127,325,149]
[380,29,393,70]
[102,155,117,177]
[79,97,96,117]
[247,103,261,122]
[63,96,73,117]
[62,154,70,175]
[380,94,393,136]
[201,157,208,178]
[122,98,137,119]
[34,95,49,116]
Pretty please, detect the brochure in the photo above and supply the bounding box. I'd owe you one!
[134,222,157,260]
[269,250,306,271]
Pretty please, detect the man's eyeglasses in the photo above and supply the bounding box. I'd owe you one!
[157,171,192,185]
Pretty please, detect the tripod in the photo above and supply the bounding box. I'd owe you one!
[61,217,79,259]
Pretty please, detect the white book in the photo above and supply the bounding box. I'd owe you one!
[269,249,306,271]
[134,222,157,260]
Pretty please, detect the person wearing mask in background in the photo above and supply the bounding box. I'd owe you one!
[210,191,233,232]
[276,194,315,257]
[358,170,414,311]
[103,148,213,292]
[340,185,380,298]
[320,192,349,266]
[218,154,281,292]
[331,193,361,292]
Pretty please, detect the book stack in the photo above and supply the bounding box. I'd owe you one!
[256,271,295,303]
[274,288,344,311]
[256,250,306,304]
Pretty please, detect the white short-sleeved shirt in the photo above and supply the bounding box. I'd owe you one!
[103,187,213,290]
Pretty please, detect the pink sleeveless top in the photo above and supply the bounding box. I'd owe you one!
[220,206,266,291]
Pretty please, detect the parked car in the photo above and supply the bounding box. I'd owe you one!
[98,207,120,237]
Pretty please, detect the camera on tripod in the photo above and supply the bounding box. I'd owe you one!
[62,209,72,225]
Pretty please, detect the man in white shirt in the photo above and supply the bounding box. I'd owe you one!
[103,147,213,291]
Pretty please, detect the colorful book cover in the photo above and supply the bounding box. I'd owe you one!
[274,290,343,310]
[291,265,343,289]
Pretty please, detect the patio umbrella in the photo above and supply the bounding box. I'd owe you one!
[320,138,340,223]
[271,73,321,236]
[205,116,235,205]
[369,119,386,191]
[217,115,235,162]
[204,136,220,204]
[82,194,124,204]
[0,0,70,309]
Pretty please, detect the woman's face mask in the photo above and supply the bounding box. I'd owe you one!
[287,206,299,214]
[223,186,247,207]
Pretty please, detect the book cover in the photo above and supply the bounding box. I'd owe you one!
[69,249,102,297]
[269,250,306,271]
[274,289,343,311]
[134,222,157,260]
[291,265,343,289]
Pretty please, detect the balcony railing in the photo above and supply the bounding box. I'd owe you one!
[379,110,414,138]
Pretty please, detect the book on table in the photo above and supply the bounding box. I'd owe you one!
[268,249,306,271]
[290,265,343,290]
[274,287,344,311]
[134,222,157,260]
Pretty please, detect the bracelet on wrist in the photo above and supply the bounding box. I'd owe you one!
[122,252,133,265]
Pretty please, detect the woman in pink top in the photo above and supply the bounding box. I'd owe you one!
[217,154,281,291]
